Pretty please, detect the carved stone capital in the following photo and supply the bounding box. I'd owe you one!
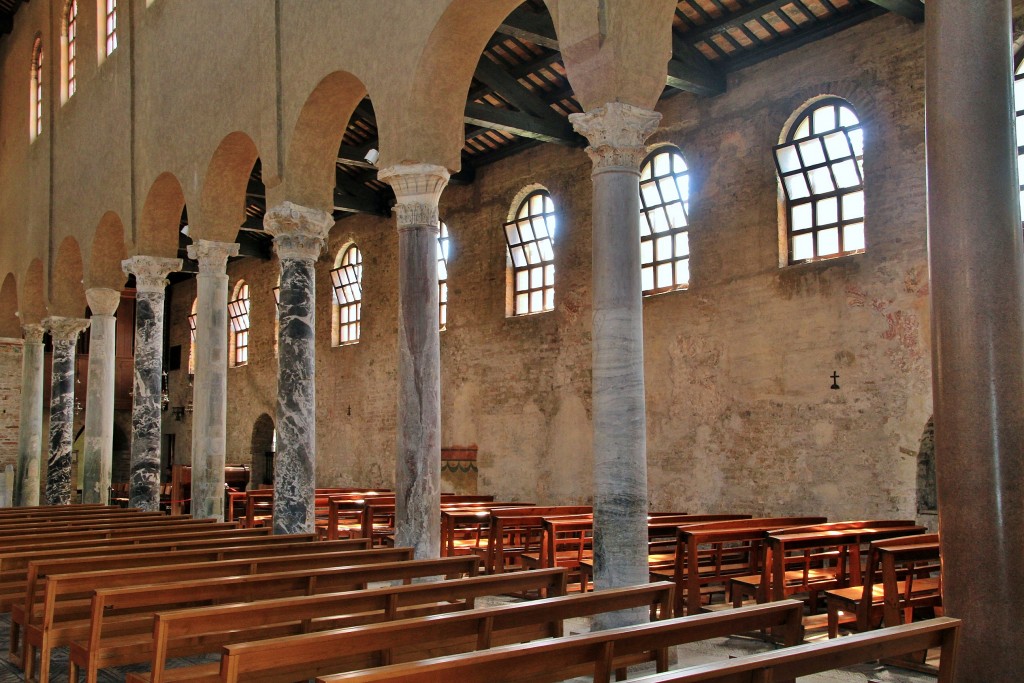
[43,316,90,342]
[377,163,450,231]
[122,256,182,293]
[85,288,121,317]
[569,102,662,171]
[187,239,240,273]
[264,201,334,261]
[22,323,45,344]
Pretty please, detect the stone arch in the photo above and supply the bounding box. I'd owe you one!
[138,172,187,259]
[0,274,20,338]
[20,259,47,324]
[50,236,87,317]
[916,416,936,514]
[196,131,260,243]
[250,414,275,487]
[284,71,370,212]
[88,211,129,290]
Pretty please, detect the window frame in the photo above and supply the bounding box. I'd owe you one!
[105,0,118,56]
[504,189,557,316]
[438,221,450,330]
[1014,54,1024,223]
[66,0,78,98]
[187,299,197,376]
[331,244,363,346]
[639,147,691,295]
[228,281,251,367]
[31,38,44,139]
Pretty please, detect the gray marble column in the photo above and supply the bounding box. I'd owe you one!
[81,288,120,504]
[187,240,239,520]
[926,3,1024,680]
[570,103,660,626]
[43,316,90,505]
[14,323,44,506]
[122,256,181,512]
[264,202,333,534]
[378,164,449,560]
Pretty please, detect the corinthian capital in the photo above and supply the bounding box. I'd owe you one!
[187,239,240,274]
[43,316,90,342]
[264,201,334,261]
[122,256,182,293]
[22,323,45,344]
[377,163,450,231]
[85,288,121,317]
[569,102,662,171]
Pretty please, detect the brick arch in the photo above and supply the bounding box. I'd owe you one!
[88,211,128,290]
[138,172,187,259]
[50,236,87,317]
[0,274,20,338]
[197,132,260,243]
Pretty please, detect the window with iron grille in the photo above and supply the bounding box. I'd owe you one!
[639,149,690,294]
[331,245,362,345]
[504,190,556,315]
[187,300,197,375]
[774,98,865,264]
[105,0,118,55]
[438,221,450,330]
[1014,57,1024,222]
[228,282,250,366]
[32,39,43,138]
[66,1,78,97]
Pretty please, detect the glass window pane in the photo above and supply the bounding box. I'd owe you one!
[792,203,813,231]
[504,224,520,246]
[675,234,689,258]
[517,220,535,243]
[516,293,529,314]
[675,259,689,287]
[657,262,673,288]
[812,105,835,134]
[799,139,827,166]
[516,270,529,292]
[838,106,859,128]
[531,217,548,240]
[530,290,543,312]
[823,131,851,160]
[530,266,543,289]
[649,207,669,233]
[530,194,545,215]
[641,267,654,292]
[665,202,687,228]
[538,239,554,262]
[817,197,839,225]
[784,174,811,201]
[833,159,861,188]
[653,152,670,177]
[641,181,661,207]
[847,129,864,159]
[808,166,835,194]
[656,235,672,260]
[844,222,866,251]
[842,190,865,220]
[640,240,654,265]
[658,177,680,202]
[792,232,814,261]
[544,288,554,311]
[794,118,811,140]
[776,144,801,174]
[818,227,840,256]
[511,245,527,268]
[545,264,555,284]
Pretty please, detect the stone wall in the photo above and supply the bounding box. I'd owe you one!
[161,13,932,521]
[0,339,22,469]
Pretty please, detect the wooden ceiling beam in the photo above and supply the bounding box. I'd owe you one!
[473,56,566,124]
[683,0,795,46]
[668,33,726,96]
[863,0,923,22]
[464,103,583,146]
[495,6,558,49]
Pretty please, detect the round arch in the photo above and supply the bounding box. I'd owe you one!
[88,211,128,290]
[50,236,87,317]
[20,259,47,325]
[0,274,20,338]
[250,414,276,487]
[138,172,187,259]
[197,132,260,243]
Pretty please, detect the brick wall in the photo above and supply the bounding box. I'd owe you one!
[0,339,21,470]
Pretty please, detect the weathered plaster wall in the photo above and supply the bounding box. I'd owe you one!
[0,340,23,468]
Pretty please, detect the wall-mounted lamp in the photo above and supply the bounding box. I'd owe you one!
[363,148,380,165]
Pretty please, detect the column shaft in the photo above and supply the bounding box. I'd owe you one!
[43,317,90,506]
[15,325,44,506]
[926,2,1024,680]
[82,289,120,504]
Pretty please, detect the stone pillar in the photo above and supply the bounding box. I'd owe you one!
[14,323,44,506]
[122,256,181,511]
[926,3,1024,681]
[186,240,239,520]
[43,316,90,505]
[378,164,449,560]
[264,202,333,534]
[81,288,120,504]
[570,103,660,625]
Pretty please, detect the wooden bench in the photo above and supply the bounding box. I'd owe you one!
[67,555,481,683]
[208,580,674,683]
[624,617,959,683]
[315,599,805,683]
[438,503,533,557]
[117,567,569,683]
[0,510,169,535]
[825,533,941,638]
[0,519,244,556]
[17,546,414,682]
[485,506,592,573]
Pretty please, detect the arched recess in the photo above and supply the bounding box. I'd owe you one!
[250,414,276,487]
[0,274,21,338]
[88,211,128,290]
[20,259,48,324]
[285,71,369,212]
[50,236,87,317]
[196,132,260,243]
[138,172,187,259]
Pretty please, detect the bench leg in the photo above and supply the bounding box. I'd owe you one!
[8,621,21,667]
[36,642,51,683]
[827,601,841,638]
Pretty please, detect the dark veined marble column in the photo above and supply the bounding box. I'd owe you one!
[81,288,121,504]
[187,240,239,520]
[15,323,45,506]
[43,316,90,505]
[378,164,449,560]
[926,2,1024,680]
[122,256,181,512]
[570,103,660,628]
[264,202,333,534]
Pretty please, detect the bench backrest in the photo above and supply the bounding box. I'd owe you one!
[0,519,243,550]
[485,506,592,572]
[0,525,268,557]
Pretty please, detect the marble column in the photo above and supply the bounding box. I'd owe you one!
[43,316,90,505]
[570,103,660,626]
[378,164,449,560]
[187,240,239,520]
[14,323,44,506]
[926,3,1024,680]
[81,288,120,504]
[264,202,333,534]
[122,256,181,512]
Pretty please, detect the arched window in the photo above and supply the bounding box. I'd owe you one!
[639,148,691,294]
[105,0,118,55]
[438,221,450,330]
[1014,57,1024,221]
[66,1,78,98]
[187,298,197,375]
[504,190,556,315]
[774,97,865,264]
[331,245,362,345]
[31,38,43,139]
[228,281,250,367]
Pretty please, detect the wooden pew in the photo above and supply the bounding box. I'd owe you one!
[665,517,826,615]
[355,497,501,546]
[17,546,414,681]
[315,599,805,683]
[0,504,126,518]
[209,580,674,683]
[879,535,942,627]
[624,617,959,683]
[66,555,481,683]
[0,519,241,555]
[0,510,168,534]
[438,503,533,557]
[485,506,592,573]
[118,568,569,682]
